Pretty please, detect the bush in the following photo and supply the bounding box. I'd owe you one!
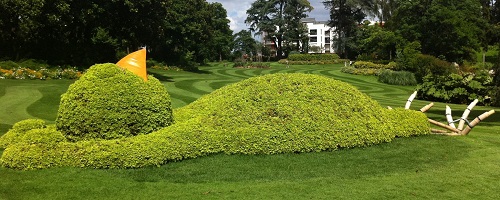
[287,54,340,61]
[352,61,395,69]
[56,63,174,141]
[233,62,270,68]
[378,70,417,86]
[397,54,456,82]
[18,59,50,70]
[21,126,66,145]
[0,119,46,148]
[417,71,493,105]
[1,74,430,170]
[278,59,349,65]
[146,59,166,69]
[341,66,382,75]
[0,60,20,70]
[353,61,384,69]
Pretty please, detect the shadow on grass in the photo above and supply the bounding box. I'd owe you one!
[0,123,12,136]
[109,135,470,183]
[148,71,174,82]
[188,68,212,74]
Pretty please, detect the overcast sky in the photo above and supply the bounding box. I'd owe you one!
[206,0,331,33]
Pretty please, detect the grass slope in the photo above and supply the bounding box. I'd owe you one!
[1,63,499,199]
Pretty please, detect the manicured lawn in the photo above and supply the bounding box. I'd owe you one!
[1,63,499,199]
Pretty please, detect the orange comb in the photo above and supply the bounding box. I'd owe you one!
[116,48,147,81]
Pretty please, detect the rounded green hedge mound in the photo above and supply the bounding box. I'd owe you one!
[0,119,46,148]
[1,73,430,170]
[174,73,429,153]
[56,63,173,141]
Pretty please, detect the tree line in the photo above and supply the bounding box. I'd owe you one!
[323,0,500,63]
[0,0,233,69]
[2,0,500,69]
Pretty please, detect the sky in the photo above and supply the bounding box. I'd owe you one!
[206,0,331,33]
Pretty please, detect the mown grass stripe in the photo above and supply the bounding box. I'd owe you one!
[0,86,43,124]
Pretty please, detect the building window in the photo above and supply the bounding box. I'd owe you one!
[325,30,330,36]
[310,37,317,42]
[325,37,330,44]
[309,29,317,35]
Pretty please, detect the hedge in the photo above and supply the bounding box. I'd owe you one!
[278,59,349,65]
[352,61,396,69]
[56,63,174,141]
[341,66,382,76]
[378,70,417,86]
[0,119,46,148]
[0,74,430,170]
[287,54,340,61]
[233,62,270,68]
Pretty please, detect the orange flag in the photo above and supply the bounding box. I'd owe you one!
[116,48,148,81]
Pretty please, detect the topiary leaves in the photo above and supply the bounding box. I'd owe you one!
[56,63,173,141]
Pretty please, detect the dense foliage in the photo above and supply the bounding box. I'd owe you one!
[417,71,494,105]
[0,60,82,79]
[233,62,270,69]
[378,70,417,86]
[341,61,396,76]
[492,49,500,106]
[56,63,174,141]
[0,0,233,69]
[390,0,486,63]
[352,61,395,69]
[323,0,368,59]
[287,54,340,61]
[279,54,346,65]
[246,0,313,58]
[0,73,430,170]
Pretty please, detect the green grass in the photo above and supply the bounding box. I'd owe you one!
[1,63,500,199]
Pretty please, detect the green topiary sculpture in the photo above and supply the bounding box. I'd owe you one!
[55,63,173,141]
[1,73,431,170]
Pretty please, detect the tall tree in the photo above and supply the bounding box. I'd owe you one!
[233,30,258,59]
[203,2,233,62]
[323,0,366,59]
[370,0,398,23]
[391,0,487,62]
[245,0,313,59]
[494,0,500,23]
[0,0,234,68]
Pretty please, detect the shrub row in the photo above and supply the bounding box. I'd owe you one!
[0,59,52,70]
[397,54,457,83]
[233,62,271,68]
[341,66,382,75]
[278,59,349,65]
[146,59,182,71]
[352,61,396,69]
[0,67,82,80]
[378,70,417,86]
[0,119,47,148]
[0,74,430,170]
[287,54,340,61]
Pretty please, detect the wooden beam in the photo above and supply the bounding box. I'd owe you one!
[420,102,434,113]
[461,110,495,135]
[428,119,461,133]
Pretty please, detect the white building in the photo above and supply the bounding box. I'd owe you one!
[300,18,335,54]
[260,18,336,55]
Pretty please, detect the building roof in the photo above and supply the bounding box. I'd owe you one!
[300,18,329,25]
